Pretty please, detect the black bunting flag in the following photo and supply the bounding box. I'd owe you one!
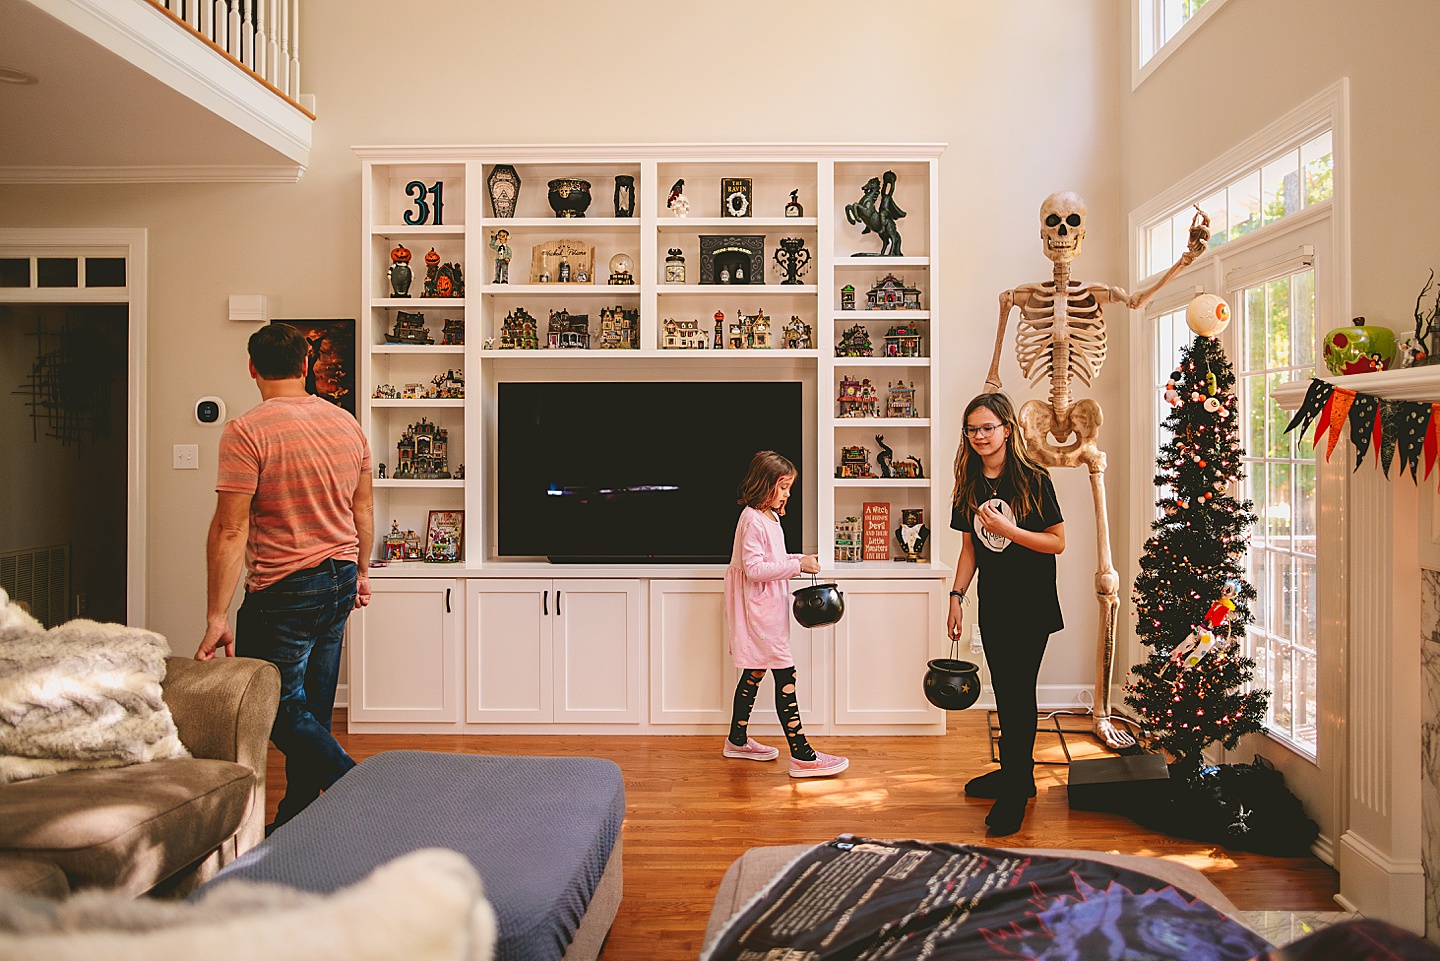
[1281,377,1440,487]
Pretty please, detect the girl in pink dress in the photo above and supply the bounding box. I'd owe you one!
[724,451,849,778]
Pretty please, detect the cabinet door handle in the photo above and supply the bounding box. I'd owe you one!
[543,590,548,615]
[557,590,562,616]
[445,588,451,614]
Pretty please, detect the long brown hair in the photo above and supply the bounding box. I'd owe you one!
[951,393,1049,520]
[736,450,796,513]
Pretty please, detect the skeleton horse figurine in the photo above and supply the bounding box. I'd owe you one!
[983,192,1209,749]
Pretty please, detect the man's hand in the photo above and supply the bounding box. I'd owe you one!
[354,572,371,609]
[196,616,235,661]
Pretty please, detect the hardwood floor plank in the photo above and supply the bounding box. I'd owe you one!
[258,710,1339,960]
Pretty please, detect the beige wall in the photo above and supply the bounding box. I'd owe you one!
[2,0,1128,695]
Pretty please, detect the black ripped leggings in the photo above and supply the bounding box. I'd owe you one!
[727,667,816,761]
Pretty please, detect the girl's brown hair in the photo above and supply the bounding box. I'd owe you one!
[951,392,1050,520]
[736,450,797,513]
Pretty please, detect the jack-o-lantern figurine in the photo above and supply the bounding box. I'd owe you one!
[422,248,441,297]
[389,243,413,298]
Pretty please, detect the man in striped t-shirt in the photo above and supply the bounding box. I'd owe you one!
[196,324,373,831]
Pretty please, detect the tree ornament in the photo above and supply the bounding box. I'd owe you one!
[1186,292,1231,337]
[1204,396,1221,412]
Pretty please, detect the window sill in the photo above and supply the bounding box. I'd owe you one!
[1272,366,1440,412]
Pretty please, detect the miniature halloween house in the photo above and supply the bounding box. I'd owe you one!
[837,445,875,478]
[442,318,465,345]
[883,324,922,357]
[840,284,856,311]
[431,369,464,398]
[836,323,873,357]
[386,310,433,345]
[837,375,880,418]
[866,273,922,310]
[886,380,917,418]
[499,306,540,349]
[782,316,812,350]
[662,317,707,350]
[729,308,772,349]
[393,418,451,479]
[598,305,639,349]
[834,516,862,563]
[547,308,590,349]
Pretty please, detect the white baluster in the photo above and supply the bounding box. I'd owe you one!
[276,0,289,96]
[288,0,299,97]
[214,1,227,49]
[228,0,242,59]
[186,0,200,30]
[241,0,254,68]
[200,0,212,39]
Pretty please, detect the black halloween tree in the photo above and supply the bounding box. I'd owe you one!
[1125,331,1268,783]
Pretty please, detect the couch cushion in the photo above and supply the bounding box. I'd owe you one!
[0,858,68,899]
[0,758,253,896]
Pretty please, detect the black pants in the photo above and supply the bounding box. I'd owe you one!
[981,622,1051,792]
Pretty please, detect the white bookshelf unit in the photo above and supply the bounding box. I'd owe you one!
[352,144,949,735]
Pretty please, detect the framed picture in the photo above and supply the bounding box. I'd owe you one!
[270,319,356,416]
[424,510,464,563]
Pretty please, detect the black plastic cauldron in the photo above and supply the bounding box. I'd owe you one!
[792,575,844,628]
[923,652,982,711]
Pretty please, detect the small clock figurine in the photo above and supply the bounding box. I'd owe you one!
[785,189,804,217]
[721,177,752,218]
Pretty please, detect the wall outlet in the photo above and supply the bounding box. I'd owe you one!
[173,444,199,470]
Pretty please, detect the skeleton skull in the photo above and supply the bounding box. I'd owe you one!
[1040,191,1086,264]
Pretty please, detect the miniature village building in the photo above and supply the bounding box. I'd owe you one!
[547,308,590,349]
[866,274,922,310]
[598,305,639,349]
[393,418,451,479]
[840,284,856,311]
[729,309,772,349]
[441,318,465,345]
[499,306,540,350]
[886,380,917,418]
[836,445,875,478]
[386,310,434,345]
[836,323,874,357]
[883,324,923,358]
[662,317,707,350]
[837,375,880,418]
[834,516,862,563]
[782,315,812,350]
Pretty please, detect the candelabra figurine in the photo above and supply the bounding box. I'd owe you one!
[773,237,812,286]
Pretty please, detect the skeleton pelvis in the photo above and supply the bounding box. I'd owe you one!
[1019,398,1104,469]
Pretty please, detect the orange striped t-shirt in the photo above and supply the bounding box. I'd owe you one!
[216,395,372,592]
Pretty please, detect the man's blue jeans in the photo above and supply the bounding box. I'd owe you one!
[237,557,358,826]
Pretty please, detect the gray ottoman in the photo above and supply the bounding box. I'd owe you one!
[200,751,625,961]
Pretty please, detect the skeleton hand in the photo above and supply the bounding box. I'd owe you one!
[1184,207,1211,262]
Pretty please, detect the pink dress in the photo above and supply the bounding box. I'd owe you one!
[725,506,803,669]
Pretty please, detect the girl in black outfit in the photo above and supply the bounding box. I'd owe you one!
[947,392,1066,836]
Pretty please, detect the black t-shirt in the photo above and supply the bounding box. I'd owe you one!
[950,471,1064,634]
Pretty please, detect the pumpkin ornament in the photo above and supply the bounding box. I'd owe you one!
[388,243,413,298]
[422,247,442,297]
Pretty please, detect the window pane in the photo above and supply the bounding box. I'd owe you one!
[1293,460,1317,546]
[1262,149,1301,224]
[1297,555,1318,654]
[1202,189,1228,247]
[1250,551,1270,632]
[1267,276,1293,369]
[1148,223,1171,276]
[1245,285,1267,370]
[37,257,78,287]
[84,257,126,287]
[1302,131,1334,206]
[1172,211,1192,266]
[1267,461,1292,545]
[1293,270,1316,366]
[0,258,28,287]
[1250,629,1270,690]
[1273,644,1293,735]
[1275,554,1294,648]
[1229,171,1262,238]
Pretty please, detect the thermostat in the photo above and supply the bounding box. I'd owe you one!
[195,396,226,426]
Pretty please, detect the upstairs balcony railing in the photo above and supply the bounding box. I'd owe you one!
[147,0,306,111]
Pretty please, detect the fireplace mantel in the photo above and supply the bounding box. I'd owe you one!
[1274,366,1440,411]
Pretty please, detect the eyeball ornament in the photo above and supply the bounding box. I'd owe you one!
[1186,292,1231,337]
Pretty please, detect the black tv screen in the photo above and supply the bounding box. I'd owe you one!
[497,381,805,562]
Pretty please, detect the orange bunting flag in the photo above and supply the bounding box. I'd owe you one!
[1428,405,1440,481]
[1325,388,1355,461]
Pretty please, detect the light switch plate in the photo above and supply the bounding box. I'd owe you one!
[173,444,199,470]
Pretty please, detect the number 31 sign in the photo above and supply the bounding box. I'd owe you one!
[404,180,444,226]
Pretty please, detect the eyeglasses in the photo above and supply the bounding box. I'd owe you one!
[964,424,1004,439]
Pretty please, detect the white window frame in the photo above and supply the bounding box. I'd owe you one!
[1133,0,1233,90]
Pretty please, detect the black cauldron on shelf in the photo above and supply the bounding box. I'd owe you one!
[548,178,592,218]
[923,655,981,711]
[792,575,844,628]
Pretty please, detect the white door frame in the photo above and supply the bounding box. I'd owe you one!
[0,228,148,626]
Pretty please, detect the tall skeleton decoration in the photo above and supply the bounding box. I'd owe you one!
[983,191,1209,749]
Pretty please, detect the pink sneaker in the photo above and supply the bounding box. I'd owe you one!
[723,738,780,761]
[789,751,849,778]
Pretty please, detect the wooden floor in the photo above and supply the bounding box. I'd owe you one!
[263,710,1340,961]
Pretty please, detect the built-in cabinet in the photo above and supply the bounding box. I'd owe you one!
[351,144,949,736]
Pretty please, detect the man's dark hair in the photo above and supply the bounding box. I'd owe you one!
[248,324,308,380]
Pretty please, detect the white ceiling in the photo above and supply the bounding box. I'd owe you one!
[0,0,309,182]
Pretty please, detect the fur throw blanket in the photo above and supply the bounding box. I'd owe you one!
[0,587,189,784]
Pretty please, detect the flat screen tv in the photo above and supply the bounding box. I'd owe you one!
[497,381,805,563]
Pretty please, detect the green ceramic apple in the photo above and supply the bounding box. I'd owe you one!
[1323,317,1395,375]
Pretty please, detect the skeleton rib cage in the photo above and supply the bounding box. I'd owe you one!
[1015,283,1109,408]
